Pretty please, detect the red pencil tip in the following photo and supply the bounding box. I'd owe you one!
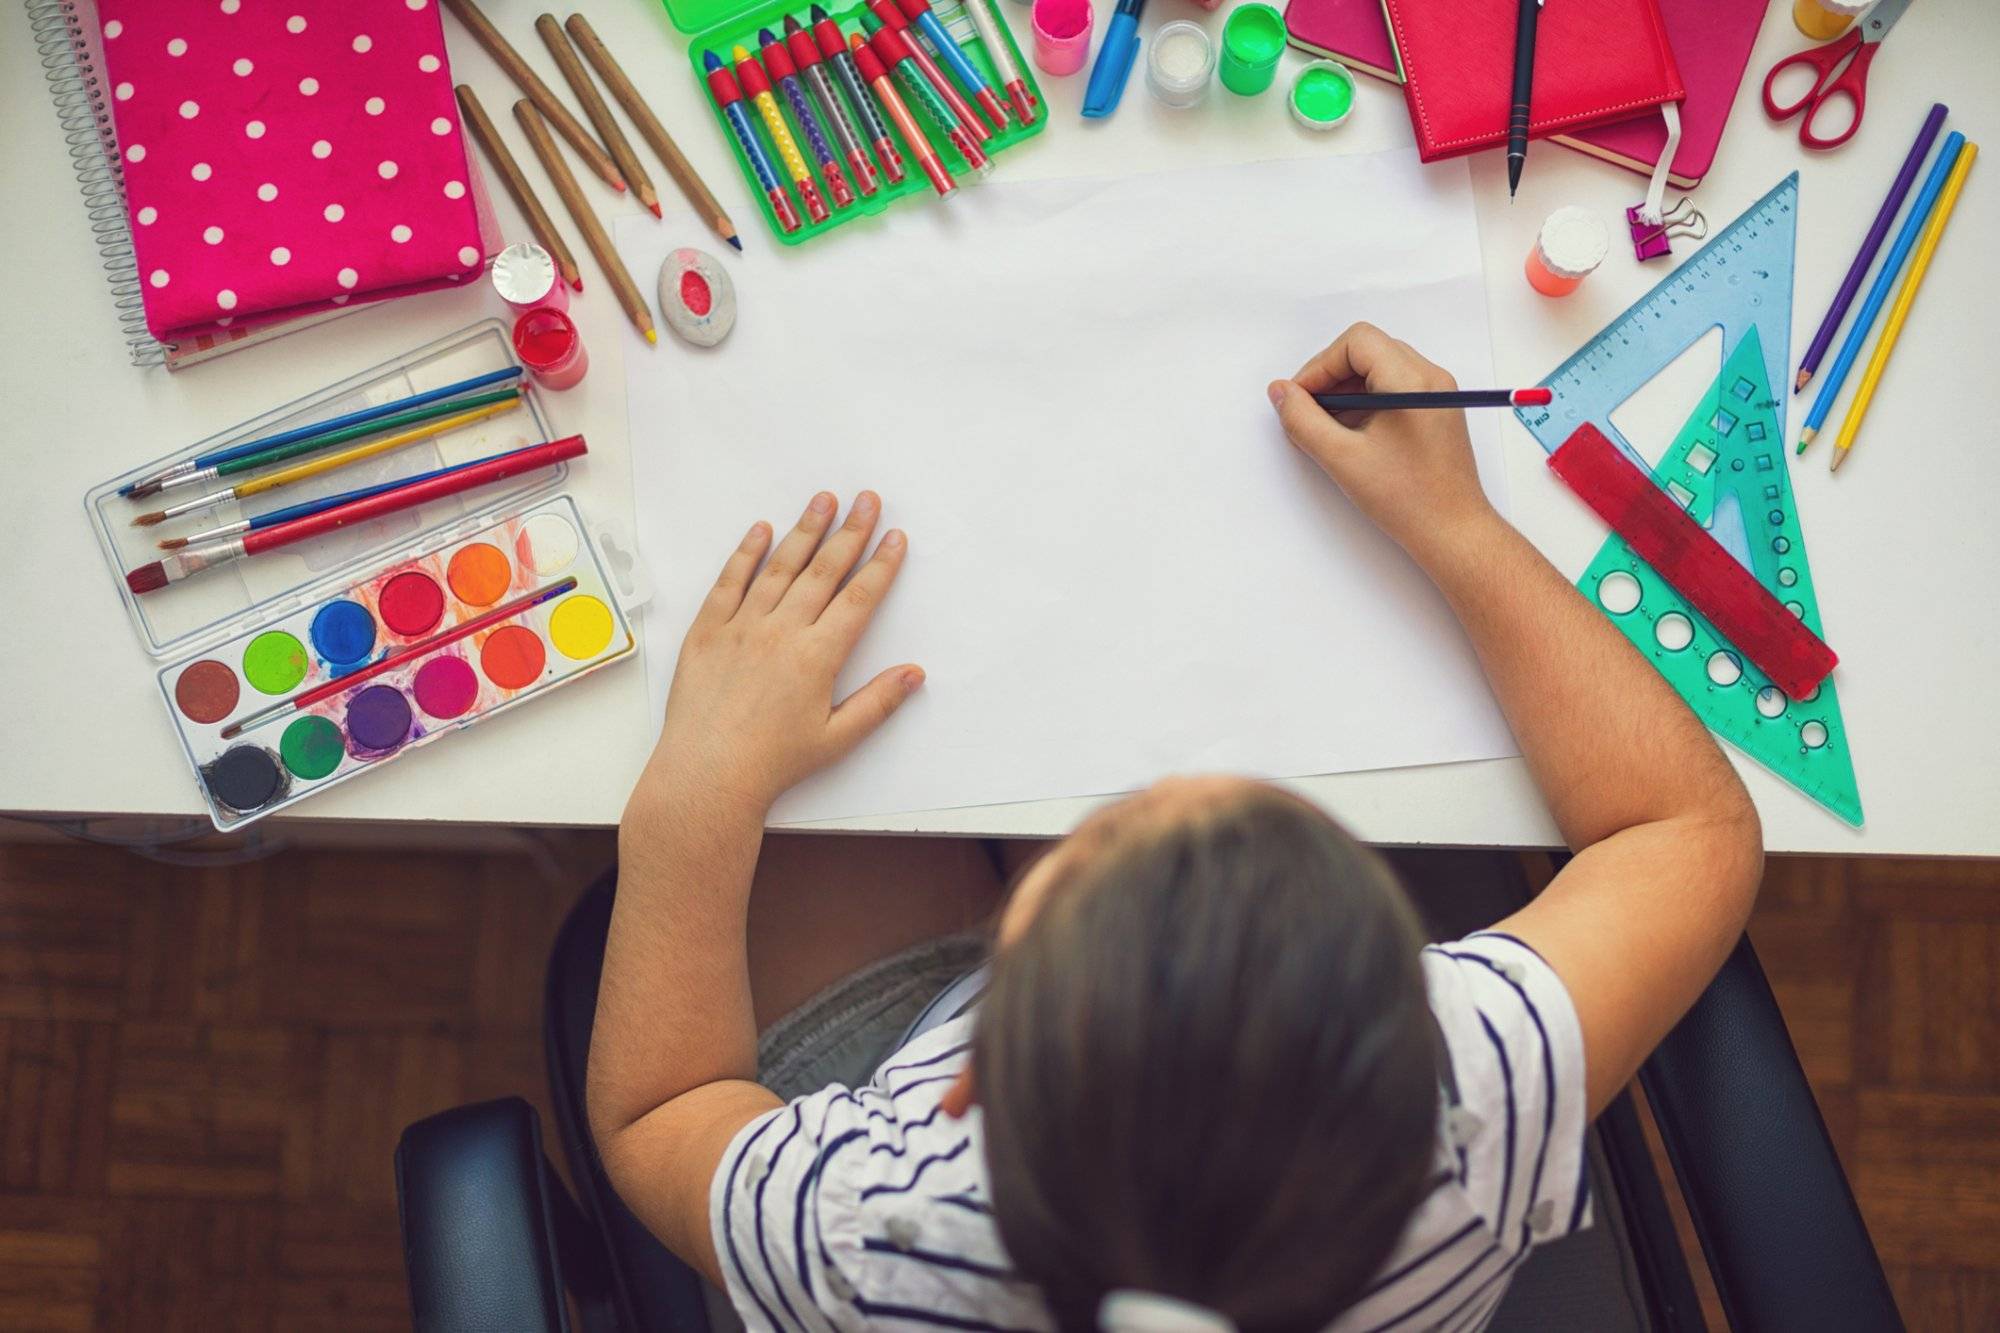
[571,277,584,292]
[1514,387,1553,407]
[614,180,628,192]
[649,201,663,218]
[125,561,169,595]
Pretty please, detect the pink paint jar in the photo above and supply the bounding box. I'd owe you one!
[1031,0,1092,76]
[512,307,588,390]
[491,241,569,314]
[1525,206,1610,297]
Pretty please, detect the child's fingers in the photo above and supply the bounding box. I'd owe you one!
[816,527,908,648]
[744,492,838,614]
[1268,379,1365,471]
[699,520,771,626]
[1291,322,1398,393]
[782,491,880,622]
[826,662,925,756]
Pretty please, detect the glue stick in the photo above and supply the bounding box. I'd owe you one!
[1526,207,1609,297]
[1791,0,1866,40]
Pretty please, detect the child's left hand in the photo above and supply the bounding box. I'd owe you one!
[631,490,922,822]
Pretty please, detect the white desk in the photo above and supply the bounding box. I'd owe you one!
[3,1,1995,854]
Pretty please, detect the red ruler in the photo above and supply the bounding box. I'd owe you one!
[1549,423,1837,699]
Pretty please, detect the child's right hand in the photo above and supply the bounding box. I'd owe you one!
[1266,323,1499,560]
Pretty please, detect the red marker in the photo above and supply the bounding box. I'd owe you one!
[865,0,989,144]
[895,0,1010,134]
[866,24,988,175]
[813,5,905,185]
[850,33,954,198]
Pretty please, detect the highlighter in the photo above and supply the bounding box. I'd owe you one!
[1081,0,1146,119]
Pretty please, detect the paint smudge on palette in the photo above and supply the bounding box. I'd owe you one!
[155,497,634,829]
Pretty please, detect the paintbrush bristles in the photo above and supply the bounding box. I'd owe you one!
[130,509,168,527]
[157,535,190,551]
[125,562,169,595]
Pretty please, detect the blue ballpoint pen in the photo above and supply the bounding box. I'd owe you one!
[1798,132,1965,449]
[1082,0,1146,119]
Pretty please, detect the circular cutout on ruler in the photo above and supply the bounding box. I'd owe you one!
[1798,682,1820,703]
[203,744,286,813]
[1597,570,1642,615]
[1653,612,1694,652]
[1772,535,1791,554]
[1706,651,1743,687]
[1755,686,1787,719]
[346,684,413,753]
[413,656,479,719]
[447,543,513,607]
[174,659,240,723]
[1800,720,1828,750]
[480,624,546,689]
[310,598,377,665]
[1778,567,1798,587]
[549,595,614,660]
[280,714,344,779]
[377,571,445,636]
[1785,601,1804,619]
[242,630,308,694]
[515,513,579,575]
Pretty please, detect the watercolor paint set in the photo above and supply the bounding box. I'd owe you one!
[669,0,1047,245]
[85,321,643,829]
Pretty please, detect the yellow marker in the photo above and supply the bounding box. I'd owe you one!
[1832,141,1976,473]
[732,44,829,223]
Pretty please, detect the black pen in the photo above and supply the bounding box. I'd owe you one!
[1508,0,1542,198]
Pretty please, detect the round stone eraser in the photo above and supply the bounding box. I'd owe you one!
[658,248,737,348]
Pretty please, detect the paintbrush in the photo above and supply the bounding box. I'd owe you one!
[132,397,522,526]
[158,455,497,550]
[217,577,580,739]
[121,366,523,498]
[125,435,587,595]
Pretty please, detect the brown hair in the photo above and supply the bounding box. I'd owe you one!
[975,785,1440,1332]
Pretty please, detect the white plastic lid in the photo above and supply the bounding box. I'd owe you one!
[1536,207,1611,279]
[1147,21,1214,107]
[491,242,558,309]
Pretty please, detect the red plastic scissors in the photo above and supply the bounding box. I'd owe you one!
[1761,0,1912,149]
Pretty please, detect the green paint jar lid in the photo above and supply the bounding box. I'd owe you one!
[1290,59,1356,130]
[1218,3,1286,96]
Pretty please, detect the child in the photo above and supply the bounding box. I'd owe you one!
[588,324,1764,1331]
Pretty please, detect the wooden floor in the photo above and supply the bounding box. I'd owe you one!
[1,833,1996,1331]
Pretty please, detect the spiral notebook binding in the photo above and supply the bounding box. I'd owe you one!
[28,0,167,367]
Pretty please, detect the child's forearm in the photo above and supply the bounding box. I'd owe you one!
[1410,510,1755,852]
[589,782,767,1141]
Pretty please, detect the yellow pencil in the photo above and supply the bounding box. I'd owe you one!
[1832,142,1977,473]
[133,398,523,523]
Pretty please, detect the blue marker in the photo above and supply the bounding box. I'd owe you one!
[1799,132,1965,449]
[896,0,1010,131]
[1082,0,1146,118]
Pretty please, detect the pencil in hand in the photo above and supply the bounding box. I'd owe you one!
[1313,388,1553,412]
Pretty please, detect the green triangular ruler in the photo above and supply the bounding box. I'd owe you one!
[1573,328,1861,824]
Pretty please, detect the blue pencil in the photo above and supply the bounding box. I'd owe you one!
[122,365,526,495]
[1799,132,1966,450]
[156,455,494,550]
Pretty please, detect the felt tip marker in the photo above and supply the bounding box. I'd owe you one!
[963,0,1036,126]
[785,16,879,198]
[759,27,856,209]
[1082,0,1146,118]
[732,43,830,224]
[813,5,905,185]
[864,0,990,144]
[895,0,1010,132]
[851,33,955,198]
[702,50,803,233]
[863,18,990,174]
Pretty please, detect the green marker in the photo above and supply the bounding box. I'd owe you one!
[1290,60,1355,131]
[1218,3,1285,96]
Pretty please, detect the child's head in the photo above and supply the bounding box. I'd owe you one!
[970,778,1440,1331]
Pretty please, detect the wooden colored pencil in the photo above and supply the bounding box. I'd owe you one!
[535,14,659,219]
[456,85,584,292]
[565,12,742,252]
[440,0,627,194]
[1831,142,1977,474]
[515,100,657,345]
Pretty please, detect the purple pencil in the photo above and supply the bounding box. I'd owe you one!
[1795,102,1947,394]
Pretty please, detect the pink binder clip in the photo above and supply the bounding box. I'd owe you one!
[1627,197,1708,262]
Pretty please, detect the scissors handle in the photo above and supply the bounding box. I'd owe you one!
[1799,40,1877,149]
[1762,26,1860,121]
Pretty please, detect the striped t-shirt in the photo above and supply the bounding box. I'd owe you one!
[709,931,1590,1332]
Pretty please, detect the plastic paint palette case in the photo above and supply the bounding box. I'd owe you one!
[156,496,635,829]
[671,0,1049,244]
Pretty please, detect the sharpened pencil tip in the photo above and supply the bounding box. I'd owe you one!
[649,201,663,218]
[645,328,658,345]
[1794,369,1812,392]
[1798,426,1818,448]
[571,277,584,291]
[613,179,628,192]
[1829,448,1847,473]
[727,234,743,251]
[131,510,166,527]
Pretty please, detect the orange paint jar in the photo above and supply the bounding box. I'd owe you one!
[1525,206,1610,297]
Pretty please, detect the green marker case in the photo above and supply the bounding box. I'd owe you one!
[661,0,1047,244]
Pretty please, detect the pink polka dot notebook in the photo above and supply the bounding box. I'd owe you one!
[94,1,492,344]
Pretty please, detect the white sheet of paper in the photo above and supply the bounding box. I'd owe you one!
[617,151,1518,823]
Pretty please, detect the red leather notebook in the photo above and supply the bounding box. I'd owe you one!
[1382,0,1684,163]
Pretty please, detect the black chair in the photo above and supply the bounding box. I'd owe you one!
[395,855,1904,1332]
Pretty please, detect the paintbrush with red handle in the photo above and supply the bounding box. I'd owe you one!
[125,435,586,594]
